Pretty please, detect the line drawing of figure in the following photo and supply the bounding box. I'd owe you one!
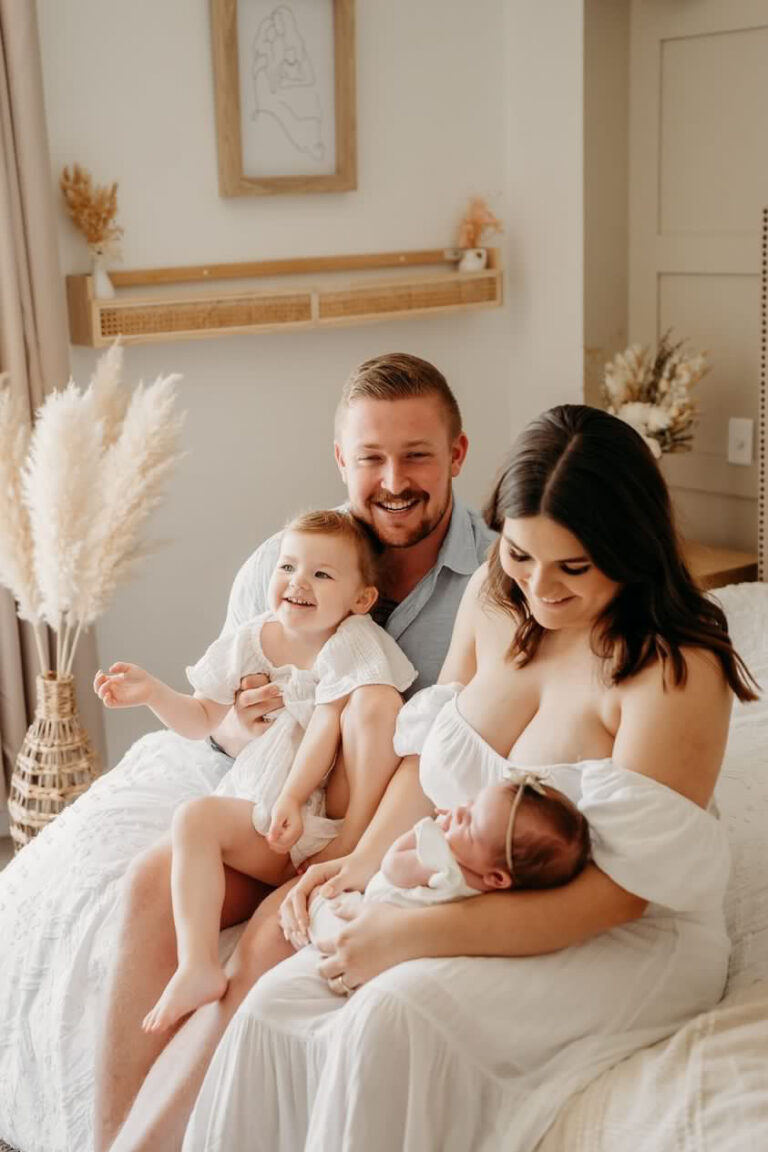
[251,6,325,161]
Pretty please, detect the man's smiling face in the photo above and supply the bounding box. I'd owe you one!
[334,396,468,549]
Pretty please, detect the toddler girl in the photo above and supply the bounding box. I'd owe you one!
[94,510,416,1031]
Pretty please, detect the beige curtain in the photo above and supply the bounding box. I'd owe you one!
[0,0,106,814]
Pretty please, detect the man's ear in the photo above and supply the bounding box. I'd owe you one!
[334,441,347,483]
[483,868,512,891]
[351,585,378,615]
[450,432,469,479]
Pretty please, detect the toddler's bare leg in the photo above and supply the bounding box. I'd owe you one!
[94,836,267,1152]
[142,797,294,1034]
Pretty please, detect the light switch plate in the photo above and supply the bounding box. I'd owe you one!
[727,417,754,466]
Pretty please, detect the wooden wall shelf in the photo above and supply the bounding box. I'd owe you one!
[65,248,503,347]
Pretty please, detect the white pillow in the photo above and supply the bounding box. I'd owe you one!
[711,582,768,991]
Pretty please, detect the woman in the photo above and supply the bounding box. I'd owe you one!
[180,405,757,1152]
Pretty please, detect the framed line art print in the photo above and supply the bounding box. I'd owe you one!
[210,0,357,196]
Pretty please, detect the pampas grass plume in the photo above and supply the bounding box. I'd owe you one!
[73,373,186,629]
[22,381,103,628]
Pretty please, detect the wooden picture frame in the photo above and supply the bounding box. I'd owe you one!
[210,0,356,196]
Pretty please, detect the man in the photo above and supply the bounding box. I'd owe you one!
[97,353,496,1151]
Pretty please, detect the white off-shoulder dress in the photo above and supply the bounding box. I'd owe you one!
[187,612,417,865]
[183,683,732,1152]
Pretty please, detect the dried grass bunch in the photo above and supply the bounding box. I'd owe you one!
[457,196,503,250]
[60,163,123,257]
[602,330,709,457]
[0,345,185,676]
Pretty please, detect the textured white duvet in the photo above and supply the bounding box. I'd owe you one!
[0,583,767,1152]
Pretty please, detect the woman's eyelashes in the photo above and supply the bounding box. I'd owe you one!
[505,547,591,576]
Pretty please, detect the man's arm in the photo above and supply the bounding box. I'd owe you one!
[210,534,284,756]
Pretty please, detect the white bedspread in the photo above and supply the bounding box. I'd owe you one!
[540,581,768,1152]
[0,582,766,1152]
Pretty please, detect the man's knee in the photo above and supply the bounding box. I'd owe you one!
[122,839,172,918]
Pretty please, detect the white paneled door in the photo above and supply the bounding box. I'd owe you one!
[629,0,768,547]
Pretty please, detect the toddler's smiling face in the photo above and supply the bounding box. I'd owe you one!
[269,530,377,636]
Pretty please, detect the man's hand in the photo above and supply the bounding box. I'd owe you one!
[94,663,156,708]
[234,674,284,736]
[210,674,284,757]
[267,793,304,853]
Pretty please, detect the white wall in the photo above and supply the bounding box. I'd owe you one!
[36,0,586,764]
[503,1,585,432]
[583,0,629,407]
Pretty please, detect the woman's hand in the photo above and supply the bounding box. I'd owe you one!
[315,901,417,992]
[93,663,155,708]
[279,853,377,948]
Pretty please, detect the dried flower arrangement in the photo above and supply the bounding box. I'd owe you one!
[0,344,185,678]
[602,330,709,458]
[457,196,503,250]
[60,164,123,258]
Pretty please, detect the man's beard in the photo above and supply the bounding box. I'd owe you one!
[365,483,452,549]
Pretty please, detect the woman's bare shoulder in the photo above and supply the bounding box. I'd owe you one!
[612,646,732,806]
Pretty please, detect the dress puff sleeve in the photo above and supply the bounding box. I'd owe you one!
[393,683,462,757]
[313,615,418,704]
[578,760,731,912]
[186,616,271,704]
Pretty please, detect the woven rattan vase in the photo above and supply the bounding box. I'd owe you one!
[8,673,99,853]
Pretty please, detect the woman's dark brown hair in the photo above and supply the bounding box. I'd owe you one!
[483,404,758,702]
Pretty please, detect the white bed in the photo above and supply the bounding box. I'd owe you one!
[0,581,767,1152]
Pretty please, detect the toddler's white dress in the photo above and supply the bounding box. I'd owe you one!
[310,815,477,945]
[186,611,417,866]
[184,682,732,1152]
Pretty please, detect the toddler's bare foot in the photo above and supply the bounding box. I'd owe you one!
[141,962,228,1033]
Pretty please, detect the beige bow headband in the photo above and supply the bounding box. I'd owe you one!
[503,769,548,884]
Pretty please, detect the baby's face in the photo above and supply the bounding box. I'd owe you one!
[269,530,376,634]
[439,783,512,889]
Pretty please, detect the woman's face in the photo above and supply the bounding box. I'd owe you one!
[500,516,620,631]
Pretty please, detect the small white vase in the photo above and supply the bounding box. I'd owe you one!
[91,253,115,298]
[458,248,487,273]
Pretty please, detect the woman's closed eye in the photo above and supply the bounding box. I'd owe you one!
[505,546,591,577]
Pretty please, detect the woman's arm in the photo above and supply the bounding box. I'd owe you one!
[612,646,732,807]
[437,564,486,685]
[279,755,432,940]
[315,864,647,986]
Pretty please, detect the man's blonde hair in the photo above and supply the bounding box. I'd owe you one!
[283,509,379,588]
[334,353,463,441]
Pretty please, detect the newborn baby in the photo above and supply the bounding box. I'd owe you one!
[310,778,591,948]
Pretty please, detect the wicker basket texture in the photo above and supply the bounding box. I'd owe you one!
[8,674,99,854]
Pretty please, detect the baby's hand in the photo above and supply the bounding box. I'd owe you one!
[268,794,304,853]
[93,663,155,709]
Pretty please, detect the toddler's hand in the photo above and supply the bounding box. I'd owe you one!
[93,663,155,709]
[267,794,304,853]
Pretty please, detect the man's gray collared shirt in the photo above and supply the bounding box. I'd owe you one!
[221,500,496,693]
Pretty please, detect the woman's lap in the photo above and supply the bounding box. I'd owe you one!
[185,910,729,1152]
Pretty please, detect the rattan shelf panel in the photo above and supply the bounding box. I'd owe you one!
[65,248,502,346]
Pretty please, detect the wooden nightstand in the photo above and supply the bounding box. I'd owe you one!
[682,540,758,591]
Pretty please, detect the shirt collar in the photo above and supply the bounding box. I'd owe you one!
[435,498,481,577]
